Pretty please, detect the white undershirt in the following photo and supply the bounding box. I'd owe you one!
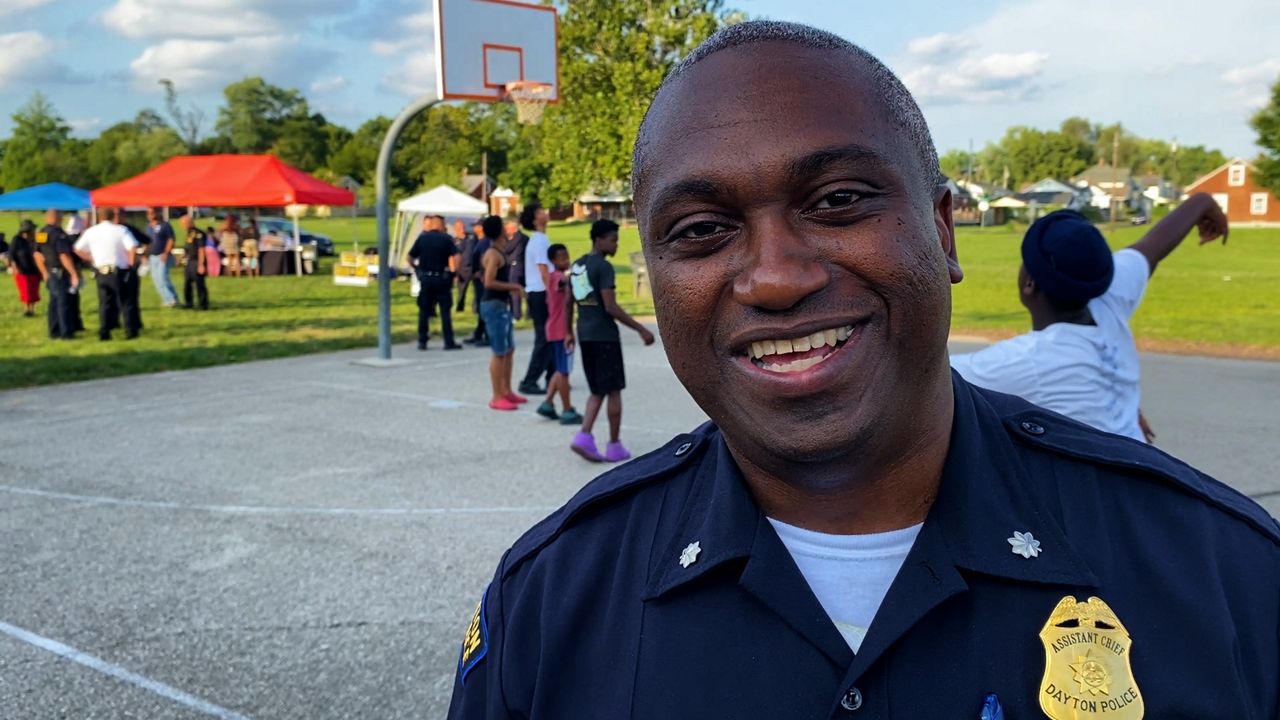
[767,518,923,653]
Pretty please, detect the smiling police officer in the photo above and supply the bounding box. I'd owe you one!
[446,21,1279,720]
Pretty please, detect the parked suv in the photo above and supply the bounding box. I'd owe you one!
[255,216,336,256]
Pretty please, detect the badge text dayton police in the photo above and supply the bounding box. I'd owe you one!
[1038,596,1143,720]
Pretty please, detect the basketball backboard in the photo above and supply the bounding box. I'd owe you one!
[433,0,559,103]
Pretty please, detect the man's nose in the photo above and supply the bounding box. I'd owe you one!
[732,219,829,311]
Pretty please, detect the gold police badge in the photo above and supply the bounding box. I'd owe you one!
[1039,596,1143,719]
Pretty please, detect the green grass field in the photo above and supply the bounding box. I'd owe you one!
[0,214,1275,390]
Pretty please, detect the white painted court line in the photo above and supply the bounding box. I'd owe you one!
[303,379,689,436]
[0,485,557,517]
[0,620,251,720]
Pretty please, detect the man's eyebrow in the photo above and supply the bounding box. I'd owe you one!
[648,178,731,212]
[785,144,897,182]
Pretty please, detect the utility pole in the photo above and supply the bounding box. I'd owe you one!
[1110,126,1121,228]
[481,152,489,205]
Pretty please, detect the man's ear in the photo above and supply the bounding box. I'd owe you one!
[1021,274,1037,299]
[933,186,962,284]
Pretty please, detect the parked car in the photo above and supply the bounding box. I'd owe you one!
[255,217,336,256]
[1129,214,1149,226]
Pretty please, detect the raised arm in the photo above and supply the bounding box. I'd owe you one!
[1127,192,1228,274]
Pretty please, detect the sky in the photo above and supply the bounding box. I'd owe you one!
[0,0,1277,160]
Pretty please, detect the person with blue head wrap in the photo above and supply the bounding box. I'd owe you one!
[952,194,1229,442]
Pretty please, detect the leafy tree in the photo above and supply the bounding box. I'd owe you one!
[938,149,975,181]
[1,92,74,189]
[993,126,1091,189]
[328,116,390,186]
[1059,116,1096,146]
[215,77,308,154]
[86,111,186,185]
[271,112,334,171]
[1251,74,1280,197]
[507,0,730,205]
[398,103,516,192]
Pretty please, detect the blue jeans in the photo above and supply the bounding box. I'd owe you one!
[149,255,177,305]
[479,299,515,356]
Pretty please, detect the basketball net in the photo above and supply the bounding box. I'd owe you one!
[504,81,554,124]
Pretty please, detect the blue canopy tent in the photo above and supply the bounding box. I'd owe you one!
[0,182,92,211]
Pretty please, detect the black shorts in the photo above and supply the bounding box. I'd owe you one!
[580,341,625,396]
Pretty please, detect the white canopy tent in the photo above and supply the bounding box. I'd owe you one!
[390,185,489,270]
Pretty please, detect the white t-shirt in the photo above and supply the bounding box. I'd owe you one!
[524,231,551,292]
[951,248,1150,442]
[73,221,137,269]
[767,517,922,653]
[64,214,86,235]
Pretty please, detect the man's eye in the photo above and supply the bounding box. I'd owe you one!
[679,221,727,239]
[814,190,858,209]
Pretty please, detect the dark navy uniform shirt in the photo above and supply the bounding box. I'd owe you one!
[408,230,458,273]
[447,375,1280,719]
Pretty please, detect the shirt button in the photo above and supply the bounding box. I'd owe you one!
[840,687,862,711]
[674,442,693,457]
[1020,421,1046,436]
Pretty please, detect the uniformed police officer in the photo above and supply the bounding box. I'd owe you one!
[73,207,140,341]
[180,214,210,310]
[447,21,1279,720]
[408,215,462,351]
[62,211,86,334]
[34,209,80,339]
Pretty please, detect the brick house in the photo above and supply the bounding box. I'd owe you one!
[1183,159,1280,226]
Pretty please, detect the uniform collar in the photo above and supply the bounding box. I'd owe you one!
[644,373,1096,603]
[930,373,1097,587]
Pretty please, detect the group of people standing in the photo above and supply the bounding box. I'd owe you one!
[4,207,231,341]
[407,204,653,462]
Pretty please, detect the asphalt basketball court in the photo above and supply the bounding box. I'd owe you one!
[0,327,1277,718]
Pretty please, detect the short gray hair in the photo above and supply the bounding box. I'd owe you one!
[632,20,941,197]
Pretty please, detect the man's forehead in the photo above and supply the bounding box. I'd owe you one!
[636,43,898,193]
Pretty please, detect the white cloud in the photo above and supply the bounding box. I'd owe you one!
[0,31,84,89]
[890,0,1279,156]
[0,0,54,18]
[1221,59,1280,110]
[1222,58,1280,86]
[375,10,438,97]
[904,52,1048,105]
[68,117,103,134]
[102,0,348,40]
[380,48,437,97]
[310,75,348,93]
[128,34,322,91]
[906,33,976,61]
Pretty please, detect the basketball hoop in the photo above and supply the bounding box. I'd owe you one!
[504,81,554,124]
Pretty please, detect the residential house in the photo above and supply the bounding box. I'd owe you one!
[1015,178,1089,213]
[490,187,520,218]
[462,173,496,201]
[574,189,632,221]
[1137,174,1178,211]
[1071,163,1141,215]
[1183,159,1280,226]
[944,178,980,224]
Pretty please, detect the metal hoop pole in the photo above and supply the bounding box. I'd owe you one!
[375,95,441,360]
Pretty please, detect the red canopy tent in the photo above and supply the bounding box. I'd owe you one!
[91,154,355,207]
[91,154,355,276]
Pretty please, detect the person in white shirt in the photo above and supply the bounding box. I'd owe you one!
[73,207,141,341]
[950,193,1228,442]
[518,202,556,395]
[63,211,87,237]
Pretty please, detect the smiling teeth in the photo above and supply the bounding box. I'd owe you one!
[749,324,856,362]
